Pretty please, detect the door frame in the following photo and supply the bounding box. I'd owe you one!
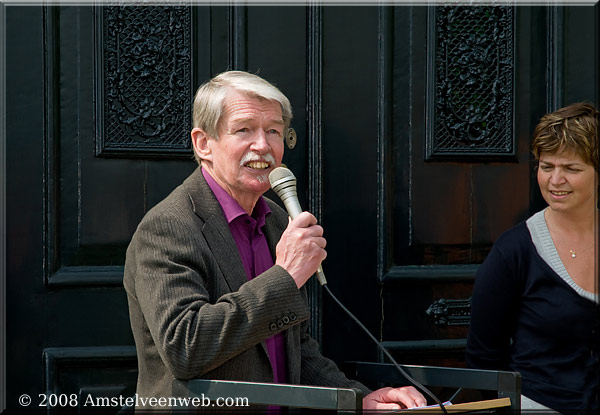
[1,2,7,411]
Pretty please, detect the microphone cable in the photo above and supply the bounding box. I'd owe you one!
[268,166,447,413]
[323,283,449,415]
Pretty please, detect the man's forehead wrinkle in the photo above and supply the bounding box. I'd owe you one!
[223,102,284,125]
[229,116,284,125]
[223,93,278,108]
[223,90,281,108]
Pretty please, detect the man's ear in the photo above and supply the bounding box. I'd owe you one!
[191,128,212,163]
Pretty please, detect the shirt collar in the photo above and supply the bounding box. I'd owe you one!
[202,167,271,225]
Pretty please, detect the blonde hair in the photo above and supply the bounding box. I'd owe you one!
[532,102,599,170]
[192,71,292,163]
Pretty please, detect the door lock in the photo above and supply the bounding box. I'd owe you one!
[285,128,297,149]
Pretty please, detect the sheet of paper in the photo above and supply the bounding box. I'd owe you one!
[413,401,452,410]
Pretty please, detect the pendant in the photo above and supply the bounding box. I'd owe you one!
[569,249,576,258]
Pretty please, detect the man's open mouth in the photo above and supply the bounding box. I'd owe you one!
[245,161,270,170]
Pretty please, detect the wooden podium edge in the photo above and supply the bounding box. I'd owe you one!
[398,397,512,413]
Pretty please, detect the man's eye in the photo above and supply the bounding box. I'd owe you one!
[237,128,249,133]
[268,129,282,135]
[540,165,553,171]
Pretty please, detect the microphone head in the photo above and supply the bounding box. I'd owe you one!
[269,167,301,217]
[269,167,297,198]
[269,166,296,188]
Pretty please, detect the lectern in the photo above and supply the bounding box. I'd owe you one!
[173,363,520,413]
[173,379,363,412]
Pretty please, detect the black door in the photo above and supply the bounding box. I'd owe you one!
[316,5,599,370]
[3,4,598,413]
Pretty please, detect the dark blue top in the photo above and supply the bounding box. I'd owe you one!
[466,220,600,411]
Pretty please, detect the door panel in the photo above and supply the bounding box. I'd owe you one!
[320,6,382,363]
[378,6,598,367]
[383,5,533,364]
[7,5,197,412]
[318,5,598,369]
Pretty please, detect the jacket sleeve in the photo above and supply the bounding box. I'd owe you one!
[125,207,311,380]
[465,234,523,370]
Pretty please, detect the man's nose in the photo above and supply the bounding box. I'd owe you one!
[250,130,270,152]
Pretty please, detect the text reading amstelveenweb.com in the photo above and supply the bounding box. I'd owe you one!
[18,393,250,409]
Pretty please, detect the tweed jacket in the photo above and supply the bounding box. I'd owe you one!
[123,167,368,407]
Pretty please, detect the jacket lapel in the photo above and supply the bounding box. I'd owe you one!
[263,199,288,261]
[183,167,248,293]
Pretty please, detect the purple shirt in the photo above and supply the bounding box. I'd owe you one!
[202,168,288,384]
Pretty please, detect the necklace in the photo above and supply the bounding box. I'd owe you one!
[569,249,577,258]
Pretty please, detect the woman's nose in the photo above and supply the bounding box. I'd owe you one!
[549,169,566,185]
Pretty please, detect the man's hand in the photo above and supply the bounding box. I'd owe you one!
[363,386,427,411]
[275,211,326,288]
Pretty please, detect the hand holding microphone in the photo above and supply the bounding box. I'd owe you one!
[269,167,328,287]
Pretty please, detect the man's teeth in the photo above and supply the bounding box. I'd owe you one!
[246,161,269,169]
[551,191,570,195]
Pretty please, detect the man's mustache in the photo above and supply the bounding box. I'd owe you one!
[239,152,276,167]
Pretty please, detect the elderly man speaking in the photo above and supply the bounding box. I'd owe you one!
[124,71,426,411]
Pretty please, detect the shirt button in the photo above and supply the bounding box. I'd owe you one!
[277,319,284,328]
[289,313,297,321]
[282,316,290,324]
[270,323,277,331]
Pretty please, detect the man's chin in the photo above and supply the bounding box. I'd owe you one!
[256,174,270,184]
[242,177,271,194]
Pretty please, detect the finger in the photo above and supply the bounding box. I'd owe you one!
[372,402,401,410]
[382,388,420,409]
[291,211,317,228]
[310,237,327,249]
[405,387,427,407]
[402,386,425,400]
[306,224,324,237]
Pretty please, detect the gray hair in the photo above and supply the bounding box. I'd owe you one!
[192,70,293,140]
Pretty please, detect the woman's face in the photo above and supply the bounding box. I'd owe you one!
[537,148,598,215]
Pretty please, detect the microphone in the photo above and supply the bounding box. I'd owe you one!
[268,166,327,286]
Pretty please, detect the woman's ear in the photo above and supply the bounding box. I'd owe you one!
[191,128,212,163]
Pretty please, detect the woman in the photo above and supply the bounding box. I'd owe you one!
[466,102,599,412]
